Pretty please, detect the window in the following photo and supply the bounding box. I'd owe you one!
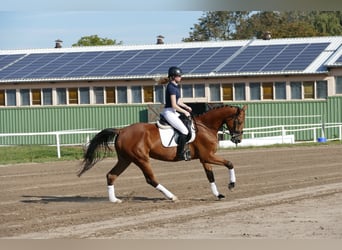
[106,87,116,103]
[80,87,90,104]
[222,84,233,101]
[0,90,4,106]
[143,86,153,103]
[6,89,16,106]
[68,88,78,104]
[235,83,246,101]
[209,84,220,101]
[20,89,30,106]
[131,86,142,103]
[94,87,104,104]
[155,85,164,103]
[291,82,302,99]
[250,82,261,100]
[57,88,67,105]
[275,82,286,100]
[195,84,205,98]
[43,88,52,105]
[117,86,127,103]
[262,82,273,100]
[336,76,342,94]
[182,84,193,98]
[303,81,314,99]
[316,80,327,99]
[32,89,41,105]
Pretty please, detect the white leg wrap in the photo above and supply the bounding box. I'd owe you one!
[156,184,174,200]
[210,182,219,197]
[229,169,236,183]
[107,185,122,203]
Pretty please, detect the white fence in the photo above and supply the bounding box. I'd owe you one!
[219,122,342,148]
[1,123,342,158]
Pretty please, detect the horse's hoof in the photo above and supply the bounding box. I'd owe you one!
[109,198,122,203]
[217,194,225,200]
[172,196,179,202]
[228,182,235,190]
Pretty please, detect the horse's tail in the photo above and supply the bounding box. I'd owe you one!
[78,128,119,177]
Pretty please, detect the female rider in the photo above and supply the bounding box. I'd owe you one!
[161,66,192,161]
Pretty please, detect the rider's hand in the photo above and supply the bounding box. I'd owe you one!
[184,111,191,117]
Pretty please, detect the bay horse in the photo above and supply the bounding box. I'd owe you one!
[78,105,247,203]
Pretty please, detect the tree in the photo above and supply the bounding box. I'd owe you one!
[183,11,342,41]
[183,11,250,42]
[72,35,122,47]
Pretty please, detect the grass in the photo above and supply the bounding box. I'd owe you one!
[0,140,340,165]
[0,145,86,165]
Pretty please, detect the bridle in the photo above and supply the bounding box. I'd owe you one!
[222,108,244,144]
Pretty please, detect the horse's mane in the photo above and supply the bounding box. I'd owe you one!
[194,105,240,118]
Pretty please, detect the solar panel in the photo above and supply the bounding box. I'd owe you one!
[261,44,308,71]
[0,53,47,79]
[192,46,241,74]
[84,51,123,76]
[0,54,25,70]
[239,45,285,72]
[218,45,268,72]
[284,43,329,71]
[336,54,342,63]
[44,52,84,78]
[0,40,336,80]
[110,49,161,76]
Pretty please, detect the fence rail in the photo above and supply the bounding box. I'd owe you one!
[1,122,342,158]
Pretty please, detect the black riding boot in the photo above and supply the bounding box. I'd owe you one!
[176,134,190,161]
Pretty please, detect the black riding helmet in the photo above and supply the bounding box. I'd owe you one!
[168,66,182,78]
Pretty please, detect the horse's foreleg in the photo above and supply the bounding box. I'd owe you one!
[106,158,131,203]
[202,163,225,200]
[204,155,236,191]
[225,161,236,190]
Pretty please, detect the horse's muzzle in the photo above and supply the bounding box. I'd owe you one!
[230,131,243,144]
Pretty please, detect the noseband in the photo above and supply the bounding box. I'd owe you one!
[224,108,244,143]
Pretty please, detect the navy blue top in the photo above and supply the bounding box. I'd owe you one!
[165,82,180,108]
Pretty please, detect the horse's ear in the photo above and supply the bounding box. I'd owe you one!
[242,105,247,111]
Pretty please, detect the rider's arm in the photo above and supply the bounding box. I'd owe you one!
[170,95,190,117]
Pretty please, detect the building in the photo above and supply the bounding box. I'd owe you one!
[1,36,342,144]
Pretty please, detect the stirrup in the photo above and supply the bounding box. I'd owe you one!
[177,150,191,161]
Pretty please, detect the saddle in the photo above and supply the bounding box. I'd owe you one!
[156,114,196,147]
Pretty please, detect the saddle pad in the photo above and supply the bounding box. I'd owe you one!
[157,123,196,147]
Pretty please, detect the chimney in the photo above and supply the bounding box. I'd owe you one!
[55,39,63,48]
[262,31,271,40]
[156,35,164,45]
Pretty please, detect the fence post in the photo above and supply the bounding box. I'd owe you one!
[55,132,61,159]
[281,126,286,144]
[339,125,342,141]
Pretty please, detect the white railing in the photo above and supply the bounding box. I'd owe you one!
[0,129,100,158]
[221,122,342,143]
[1,123,342,158]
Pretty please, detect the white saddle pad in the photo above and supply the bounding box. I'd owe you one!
[157,120,196,147]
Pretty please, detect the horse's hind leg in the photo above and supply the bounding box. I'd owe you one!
[106,158,131,203]
[136,160,178,202]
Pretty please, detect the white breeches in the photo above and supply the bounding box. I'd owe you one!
[161,108,188,135]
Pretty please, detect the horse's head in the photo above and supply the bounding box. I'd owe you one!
[225,105,247,144]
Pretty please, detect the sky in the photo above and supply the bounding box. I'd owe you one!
[0,11,203,50]
[0,0,337,50]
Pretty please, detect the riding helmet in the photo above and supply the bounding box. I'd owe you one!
[168,66,182,78]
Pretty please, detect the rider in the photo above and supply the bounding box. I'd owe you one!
[161,66,192,161]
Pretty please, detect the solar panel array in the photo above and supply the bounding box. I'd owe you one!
[0,41,331,81]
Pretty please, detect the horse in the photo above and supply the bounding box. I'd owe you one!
[78,105,247,203]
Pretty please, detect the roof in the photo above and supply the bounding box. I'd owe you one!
[1,36,342,83]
